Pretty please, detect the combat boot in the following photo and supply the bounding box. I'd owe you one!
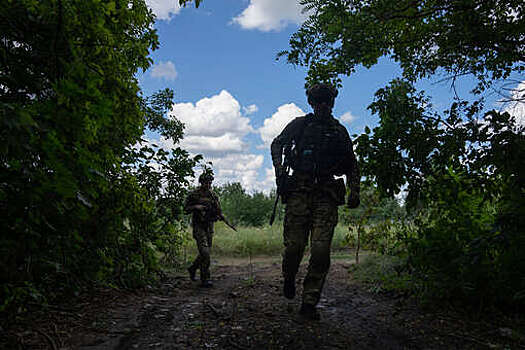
[187,266,197,281]
[299,303,320,321]
[283,277,296,299]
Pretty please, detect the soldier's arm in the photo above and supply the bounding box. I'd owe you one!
[270,117,302,175]
[211,191,224,219]
[184,192,204,214]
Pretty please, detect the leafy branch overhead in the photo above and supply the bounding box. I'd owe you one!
[282,0,524,91]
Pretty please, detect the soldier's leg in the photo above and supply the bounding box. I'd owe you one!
[201,223,214,287]
[206,222,214,250]
[192,224,211,283]
[302,195,338,307]
[282,192,311,298]
[188,227,202,279]
[189,253,201,272]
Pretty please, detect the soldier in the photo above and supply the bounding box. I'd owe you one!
[184,170,222,288]
[271,83,360,320]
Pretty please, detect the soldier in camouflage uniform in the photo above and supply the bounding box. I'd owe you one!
[184,171,222,288]
[271,83,360,320]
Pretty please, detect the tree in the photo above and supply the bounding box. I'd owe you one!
[215,183,275,227]
[282,0,524,94]
[282,0,525,307]
[0,0,198,315]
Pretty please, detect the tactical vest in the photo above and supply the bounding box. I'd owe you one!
[291,116,348,178]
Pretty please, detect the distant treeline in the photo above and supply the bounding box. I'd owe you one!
[212,181,404,228]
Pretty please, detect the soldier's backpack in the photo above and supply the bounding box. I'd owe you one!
[290,115,350,178]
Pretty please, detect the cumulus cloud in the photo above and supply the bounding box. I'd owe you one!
[145,0,182,21]
[150,61,178,80]
[339,111,357,125]
[258,103,305,148]
[151,90,275,191]
[180,134,247,156]
[232,0,308,32]
[170,90,253,138]
[258,167,277,193]
[207,153,264,188]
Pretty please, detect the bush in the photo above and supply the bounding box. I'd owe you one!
[407,168,525,308]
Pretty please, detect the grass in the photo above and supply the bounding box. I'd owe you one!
[349,253,414,294]
[182,222,352,259]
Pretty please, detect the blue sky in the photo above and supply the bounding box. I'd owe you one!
[139,0,524,192]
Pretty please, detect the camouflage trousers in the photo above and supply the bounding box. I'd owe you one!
[189,221,214,281]
[283,187,338,306]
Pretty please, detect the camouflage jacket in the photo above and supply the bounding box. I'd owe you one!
[184,187,222,224]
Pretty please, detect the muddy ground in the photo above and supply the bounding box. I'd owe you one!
[4,255,525,350]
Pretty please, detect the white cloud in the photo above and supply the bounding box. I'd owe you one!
[170,90,253,138]
[210,153,263,187]
[258,167,277,193]
[161,90,253,156]
[152,90,276,192]
[339,111,357,125]
[258,103,305,148]
[243,104,259,115]
[503,81,525,128]
[232,0,308,32]
[150,61,178,80]
[179,134,247,156]
[145,0,182,21]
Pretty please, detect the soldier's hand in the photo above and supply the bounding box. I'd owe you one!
[346,193,360,209]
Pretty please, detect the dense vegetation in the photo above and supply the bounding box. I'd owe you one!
[215,183,277,227]
[1,0,523,327]
[282,0,524,308]
[0,0,202,318]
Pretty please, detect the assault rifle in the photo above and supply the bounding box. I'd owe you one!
[219,214,237,232]
[269,145,292,226]
[199,202,237,232]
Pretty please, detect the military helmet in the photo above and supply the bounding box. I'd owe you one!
[199,171,214,183]
[306,83,338,106]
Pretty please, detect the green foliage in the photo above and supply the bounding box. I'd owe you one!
[211,224,284,257]
[406,111,525,307]
[215,183,275,227]
[341,183,409,256]
[0,0,198,319]
[284,0,525,309]
[407,168,520,306]
[347,219,415,256]
[350,254,414,295]
[355,80,440,201]
[339,183,405,226]
[194,223,349,258]
[284,0,524,91]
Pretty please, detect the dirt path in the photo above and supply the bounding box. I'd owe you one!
[8,256,524,350]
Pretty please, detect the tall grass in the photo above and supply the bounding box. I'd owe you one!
[183,223,352,258]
